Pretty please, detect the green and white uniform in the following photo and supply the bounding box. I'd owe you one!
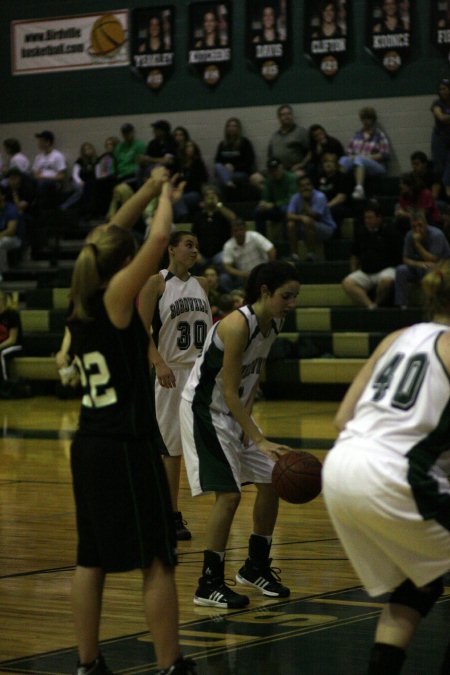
[153,270,211,456]
[323,322,450,596]
[180,304,281,496]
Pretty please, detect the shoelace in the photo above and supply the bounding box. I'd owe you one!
[259,558,283,583]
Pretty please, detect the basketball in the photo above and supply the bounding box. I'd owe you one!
[90,14,125,57]
[272,450,322,504]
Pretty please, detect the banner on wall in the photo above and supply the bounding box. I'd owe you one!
[188,2,231,86]
[11,11,129,75]
[366,0,411,74]
[432,0,450,61]
[130,7,174,90]
[246,1,291,83]
[305,0,350,78]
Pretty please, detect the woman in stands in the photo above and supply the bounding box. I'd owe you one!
[214,117,257,196]
[323,260,450,675]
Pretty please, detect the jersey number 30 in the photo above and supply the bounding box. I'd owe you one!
[177,320,207,351]
[75,351,118,408]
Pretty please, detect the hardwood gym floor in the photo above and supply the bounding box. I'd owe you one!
[0,398,449,674]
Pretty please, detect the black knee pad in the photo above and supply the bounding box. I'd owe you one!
[389,576,444,617]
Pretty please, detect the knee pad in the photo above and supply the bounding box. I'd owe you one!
[389,576,444,617]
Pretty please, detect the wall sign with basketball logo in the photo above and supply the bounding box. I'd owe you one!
[366,0,411,74]
[11,11,129,75]
[305,0,350,79]
[188,2,231,87]
[246,0,292,84]
[130,7,174,91]
[431,0,450,61]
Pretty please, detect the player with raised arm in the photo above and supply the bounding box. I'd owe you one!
[68,171,196,675]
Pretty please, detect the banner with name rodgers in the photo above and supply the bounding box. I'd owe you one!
[11,11,129,75]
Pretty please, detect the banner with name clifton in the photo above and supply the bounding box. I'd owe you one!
[305,1,350,79]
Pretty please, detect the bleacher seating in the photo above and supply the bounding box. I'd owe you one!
[1,180,429,398]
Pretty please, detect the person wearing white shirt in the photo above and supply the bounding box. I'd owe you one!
[222,219,276,290]
[3,139,30,175]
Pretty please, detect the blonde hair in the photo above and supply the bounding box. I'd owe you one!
[70,224,137,322]
[422,261,450,316]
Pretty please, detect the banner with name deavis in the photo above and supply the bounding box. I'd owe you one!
[366,0,411,74]
[305,0,350,78]
[431,0,450,62]
[246,0,292,83]
[131,6,174,90]
[188,2,231,87]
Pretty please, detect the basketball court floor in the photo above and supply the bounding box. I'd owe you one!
[1,398,449,674]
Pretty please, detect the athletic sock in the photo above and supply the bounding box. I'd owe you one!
[367,643,406,675]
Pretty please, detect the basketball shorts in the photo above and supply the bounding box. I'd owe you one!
[323,438,450,597]
[155,366,191,457]
[179,396,274,496]
[71,434,177,572]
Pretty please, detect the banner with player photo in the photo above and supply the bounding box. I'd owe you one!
[431,0,450,61]
[188,2,231,87]
[305,0,350,78]
[246,1,291,83]
[366,0,411,74]
[130,6,174,91]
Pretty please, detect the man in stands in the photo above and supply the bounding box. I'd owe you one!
[395,211,450,308]
[32,130,67,209]
[286,175,336,261]
[268,104,309,176]
[341,199,402,309]
[254,158,297,237]
[222,219,276,290]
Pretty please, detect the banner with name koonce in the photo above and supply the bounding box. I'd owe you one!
[11,11,129,75]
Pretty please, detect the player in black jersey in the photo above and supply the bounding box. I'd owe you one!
[68,170,196,675]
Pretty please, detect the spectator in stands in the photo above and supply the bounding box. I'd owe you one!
[113,123,146,185]
[0,289,23,388]
[32,130,67,209]
[395,211,450,308]
[394,172,441,234]
[268,104,310,176]
[305,124,344,180]
[254,158,297,236]
[204,264,226,320]
[410,150,443,202]
[222,219,276,290]
[61,142,98,219]
[0,185,24,282]
[173,140,208,222]
[2,139,30,175]
[140,120,177,179]
[214,117,257,197]
[173,126,191,157]
[339,107,390,200]
[191,186,235,270]
[342,199,402,309]
[94,136,119,217]
[315,152,351,233]
[4,168,36,252]
[287,175,336,261]
[431,78,450,199]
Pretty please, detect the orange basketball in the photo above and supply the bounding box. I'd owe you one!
[90,14,125,57]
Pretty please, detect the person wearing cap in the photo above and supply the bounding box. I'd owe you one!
[254,158,297,236]
[32,131,67,208]
[113,124,147,185]
[431,78,450,199]
[140,120,177,179]
[2,139,30,175]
